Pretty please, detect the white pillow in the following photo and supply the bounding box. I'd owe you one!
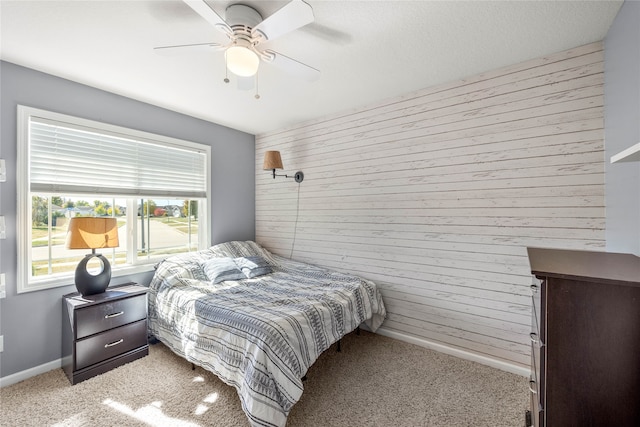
[234,256,272,279]
[201,257,245,283]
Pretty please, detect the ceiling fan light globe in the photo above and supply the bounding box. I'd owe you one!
[226,46,260,77]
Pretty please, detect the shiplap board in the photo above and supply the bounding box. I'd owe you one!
[255,42,605,372]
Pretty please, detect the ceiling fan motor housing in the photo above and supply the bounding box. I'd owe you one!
[160,0,320,82]
[225,4,262,33]
[222,3,267,75]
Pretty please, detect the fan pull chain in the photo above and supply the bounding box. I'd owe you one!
[254,72,260,99]
[223,55,229,83]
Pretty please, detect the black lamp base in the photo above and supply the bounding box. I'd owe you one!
[75,253,111,296]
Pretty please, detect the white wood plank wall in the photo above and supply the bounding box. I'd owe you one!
[255,43,605,371]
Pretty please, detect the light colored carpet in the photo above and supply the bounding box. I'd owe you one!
[0,331,528,426]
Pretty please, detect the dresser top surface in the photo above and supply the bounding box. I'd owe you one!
[527,248,640,285]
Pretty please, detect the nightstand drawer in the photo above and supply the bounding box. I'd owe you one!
[75,319,147,370]
[76,294,147,339]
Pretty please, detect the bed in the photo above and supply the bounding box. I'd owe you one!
[147,240,386,427]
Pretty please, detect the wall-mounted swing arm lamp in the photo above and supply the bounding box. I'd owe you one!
[263,151,304,183]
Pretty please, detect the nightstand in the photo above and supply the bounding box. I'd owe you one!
[62,283,149,385]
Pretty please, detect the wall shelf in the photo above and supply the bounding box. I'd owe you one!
[611,142,640,163]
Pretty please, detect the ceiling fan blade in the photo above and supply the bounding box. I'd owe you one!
[251,0,314,42]
[183,0,232,37]
[153,42,226,55]
[264,49,320,82]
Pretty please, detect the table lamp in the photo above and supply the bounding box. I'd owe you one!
[66,217,119,296]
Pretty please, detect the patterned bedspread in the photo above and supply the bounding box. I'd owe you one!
[148,241,386,427]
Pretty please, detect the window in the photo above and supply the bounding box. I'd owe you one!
[17,106,211,293]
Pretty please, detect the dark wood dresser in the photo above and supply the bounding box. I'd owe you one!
[62,283,149,384]
[526,248,640,427]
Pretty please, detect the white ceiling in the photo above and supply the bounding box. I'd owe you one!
[0,0,623,135]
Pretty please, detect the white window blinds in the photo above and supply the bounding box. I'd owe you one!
[29,117,207,198]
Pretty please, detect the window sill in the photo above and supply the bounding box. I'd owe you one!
[18,264,157,294]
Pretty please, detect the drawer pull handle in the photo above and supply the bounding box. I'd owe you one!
[104,339,124,348]
[529,380,537,394]
[529,332,539,344]
[105,311,124,319]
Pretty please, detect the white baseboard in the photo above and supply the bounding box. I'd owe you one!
[375,327,530,377]
[0,358,62,388]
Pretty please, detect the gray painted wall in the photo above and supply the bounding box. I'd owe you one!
[604,0,640,256]
[0,61,255,378]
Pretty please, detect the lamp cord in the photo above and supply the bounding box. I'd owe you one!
[289,182,301,259]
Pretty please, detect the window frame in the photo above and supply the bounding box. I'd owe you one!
[17,105,211,293]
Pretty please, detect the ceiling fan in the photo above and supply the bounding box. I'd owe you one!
[155,0,320,87]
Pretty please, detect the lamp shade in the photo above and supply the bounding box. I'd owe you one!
[226,46,260,77]
[263,151,284,170]
[66,217,119,249]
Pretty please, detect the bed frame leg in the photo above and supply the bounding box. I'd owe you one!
[337,339,341,352]
[356,326,360,336]
[191,363,195,371]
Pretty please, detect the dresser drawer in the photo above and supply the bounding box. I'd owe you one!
[529,387,544,427]
[75,319,147,370]
[530,341,545,408]
[530,296,540,343]
[530,278,543,339]
[75,294,147,339]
